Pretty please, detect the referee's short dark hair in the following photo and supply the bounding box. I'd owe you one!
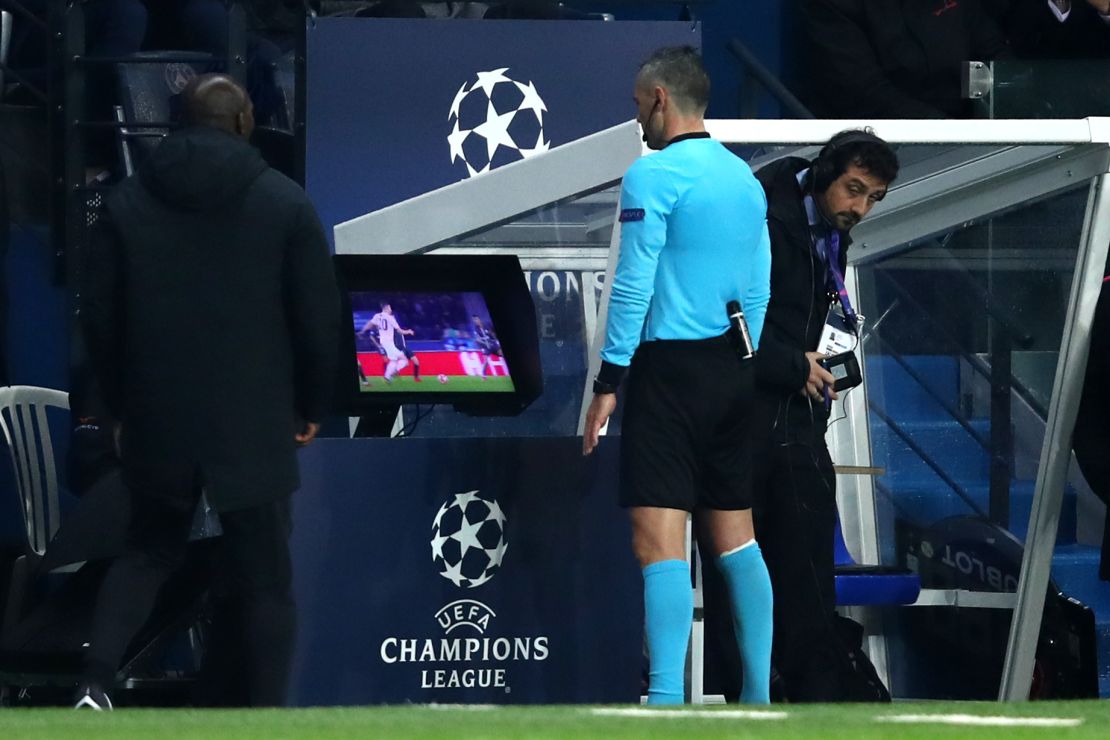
[636,46,710,115]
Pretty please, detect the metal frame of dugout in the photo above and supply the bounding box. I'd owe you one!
[333,117,1110,703]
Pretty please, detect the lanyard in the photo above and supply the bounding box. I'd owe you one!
[803,191,858,332]
[823,232,859,331]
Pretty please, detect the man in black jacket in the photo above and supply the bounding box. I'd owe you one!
[801,0,1010,118]
[76,74,339,709]
[751,130,898,702]
[991,0,1110,59]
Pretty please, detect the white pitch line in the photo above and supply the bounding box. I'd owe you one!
[876,713,1082,728]
[589,708,788,720]
[422,704,498,711]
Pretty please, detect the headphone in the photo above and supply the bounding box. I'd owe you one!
[809,128,885,193]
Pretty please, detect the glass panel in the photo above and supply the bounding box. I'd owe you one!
[987,60,1110,119]
[857,180,1092,697]
[401,184,621,437]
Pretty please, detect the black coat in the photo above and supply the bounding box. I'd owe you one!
[801,0,1010,118]
[81,126,340,512]
[753,157,848,443]
[993,0,1110,59]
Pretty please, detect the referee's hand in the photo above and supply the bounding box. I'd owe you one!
[583,393,617,456]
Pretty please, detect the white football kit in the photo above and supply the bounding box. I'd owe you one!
[370,312,405,361]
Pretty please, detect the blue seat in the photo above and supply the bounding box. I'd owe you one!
[834,515,921,606]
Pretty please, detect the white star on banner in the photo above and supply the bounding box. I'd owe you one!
[473,68,511,97]
[517,130,550,159]
[473,101,517,161]
[487,541,508,567]
[451,516,485,558]
[448,81,470,120]
[441,559,468,588]
[430,531,449,562]
[447,120,469,163]
[513,80,547,126]
[455,490,481,511]
[485,500,508,528]
[465,161,490,178]
[433,503,450,531]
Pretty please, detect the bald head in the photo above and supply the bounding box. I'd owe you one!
[182,74,255,139]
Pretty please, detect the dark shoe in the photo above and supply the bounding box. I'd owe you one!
[74,683,113,711]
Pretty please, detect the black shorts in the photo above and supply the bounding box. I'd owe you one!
[619,334,755,512]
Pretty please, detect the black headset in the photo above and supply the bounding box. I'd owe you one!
[809,129,885,193]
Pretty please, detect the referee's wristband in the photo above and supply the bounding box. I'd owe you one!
[592,378,619,395]
[595,360,628,394]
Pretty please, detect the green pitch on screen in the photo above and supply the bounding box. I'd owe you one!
[360,376,515,393]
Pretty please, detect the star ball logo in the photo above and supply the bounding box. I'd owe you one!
[431,489,508,588]
[447,68,549,178]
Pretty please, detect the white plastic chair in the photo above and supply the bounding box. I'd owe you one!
[0,385,70,556]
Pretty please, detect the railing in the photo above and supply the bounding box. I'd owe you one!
[727,36,813,120]
[866,250,1048,532]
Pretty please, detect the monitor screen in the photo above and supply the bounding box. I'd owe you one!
[351,291,516,394]
[333,254,542,417]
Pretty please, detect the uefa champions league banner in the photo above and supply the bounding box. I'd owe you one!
[305,18,701,244]
[287,437,640,705]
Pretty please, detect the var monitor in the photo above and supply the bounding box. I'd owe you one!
[334,254,542,416]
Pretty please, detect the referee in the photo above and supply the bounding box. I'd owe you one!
[582,46,774,705]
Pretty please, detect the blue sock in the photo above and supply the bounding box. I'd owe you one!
[718,542,774,704]
[642,559,692,705]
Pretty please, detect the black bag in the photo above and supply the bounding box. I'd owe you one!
[771,615,891,703]
[829,614,891,702]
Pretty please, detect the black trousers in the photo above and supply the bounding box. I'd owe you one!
[703,432,840,702]
[83,484,296,707]
[753,440,839,701]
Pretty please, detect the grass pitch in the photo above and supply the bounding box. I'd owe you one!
[3,701,1110,739]
[359,374,515,393]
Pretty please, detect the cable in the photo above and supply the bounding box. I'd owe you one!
[827,386,856,429]
[396,404,437,438]
[826,319,862,429]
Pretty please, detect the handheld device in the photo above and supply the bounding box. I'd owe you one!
[819,351,862,393]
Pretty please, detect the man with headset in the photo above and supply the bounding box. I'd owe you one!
[582,46,773,704]
[750,130,898,701]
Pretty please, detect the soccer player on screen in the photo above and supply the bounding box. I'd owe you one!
[395,327,422,382]
[357,304,414,382]
[472,315,501,379]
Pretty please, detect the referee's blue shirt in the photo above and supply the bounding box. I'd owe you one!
[599,133,772,383]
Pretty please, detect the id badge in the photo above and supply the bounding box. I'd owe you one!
[817,305,861,355]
